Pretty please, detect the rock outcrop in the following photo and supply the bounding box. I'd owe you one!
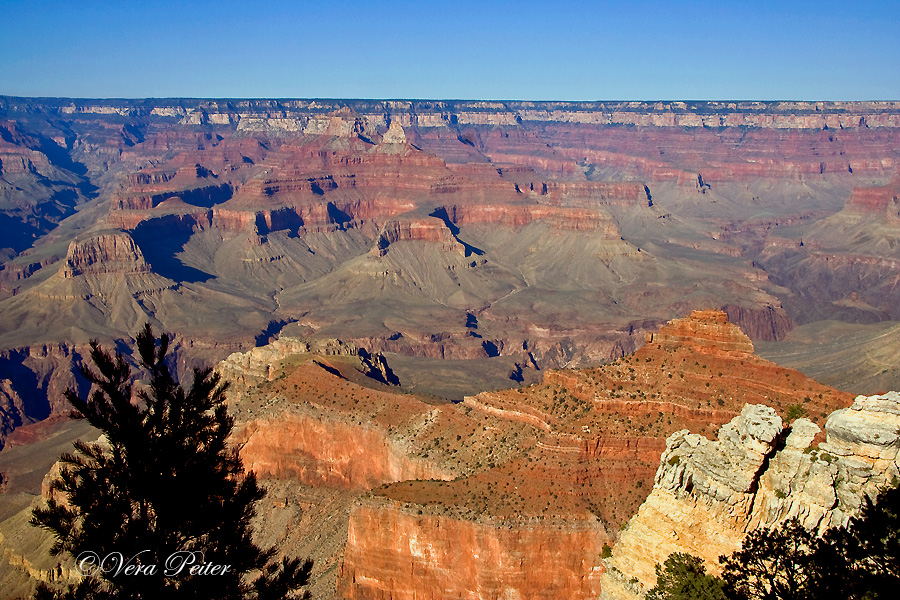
[847,172,900,219]
[0,344,88,449]
[332,311,852,600]
[3,96,898,441]
[236,413,449,489]
[380,120,407,145]
[61,232,151,277]
[645,309,755,358]
[603,392,900,597]
[337,502,606,600]
[215,337,397,398]
[721,304,794,342]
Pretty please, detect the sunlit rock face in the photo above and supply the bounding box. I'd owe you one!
[603,392,900,598]
[336,502,606,600]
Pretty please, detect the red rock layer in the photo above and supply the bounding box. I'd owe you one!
[438,310,851,524]
[336,504,605,600]
[479,125,900,183]
[0,121,53,176]
[215,312,854,600]
[646,309,755,358]
[442,203,620,233]
[847,172,900,219]
[236,413,449,490]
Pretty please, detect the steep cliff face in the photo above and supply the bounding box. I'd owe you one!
[61,232,151,277]
[2,96,899,463]
[333,311,852,600]
[847,172,900,219]
[442,203,623,233]
[372,218,463,256]
[0,344,88,448]
[0,121,92,258]
[645,309,755,358]
[337,502,605,600]
[603,392,900,597]
[236,413,450,489]
[13,231,176,320]
[721,304,794,342]
[215,337,337,396]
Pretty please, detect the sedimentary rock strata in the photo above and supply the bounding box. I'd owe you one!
[329,311,850,599]
[2,97,899,440]
[337,502,606,600]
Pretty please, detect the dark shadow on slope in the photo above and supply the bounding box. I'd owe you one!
[0,349,91,432]
[34,133,99,199]
[35,135,87,178]
[0,214,46,257]
[327,202,352,225]
[428,207,484,257]
[131,218,214,284]
[254,319,298,346]
[256,209,304,236]
[163,184,233,209]
[313,360,344,379]
[482,340,500,357]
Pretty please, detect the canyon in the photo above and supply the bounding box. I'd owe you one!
[0,99,898,430]
[0,310,857,598]
[1,97,900,598]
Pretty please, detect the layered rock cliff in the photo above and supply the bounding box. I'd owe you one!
[215,337,397,399]
[603,392,900,598]
[61,232,151,277]
[337,502,606,600]
[644,309,755,358]
[0,344,88,448]
[332,311,851,600]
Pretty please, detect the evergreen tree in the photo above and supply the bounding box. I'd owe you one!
[648,481,900,600]
[719,519,820,600]
[647,552,728,600]
[819,482,900,599]
[31,324,311,600]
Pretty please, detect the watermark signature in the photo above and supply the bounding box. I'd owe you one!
[75,550,232,577]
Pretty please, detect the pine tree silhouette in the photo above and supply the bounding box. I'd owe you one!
[31,324,311,600]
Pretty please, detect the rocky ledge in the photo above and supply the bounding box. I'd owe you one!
[602,392,900,598]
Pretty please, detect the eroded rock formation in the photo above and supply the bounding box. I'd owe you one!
[645,309,755,358]
[603,392,900,598]
[3,97,900,438]
[216,337,397,399]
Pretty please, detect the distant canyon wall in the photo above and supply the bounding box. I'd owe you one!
[5,97,900,130]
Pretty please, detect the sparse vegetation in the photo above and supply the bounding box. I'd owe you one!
[785,403,808,421]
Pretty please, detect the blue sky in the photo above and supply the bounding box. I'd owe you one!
[1,0,897,100]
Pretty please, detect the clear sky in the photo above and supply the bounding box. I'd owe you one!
[1,0,897,100]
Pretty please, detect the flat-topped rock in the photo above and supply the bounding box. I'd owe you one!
[646,309,755,358]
